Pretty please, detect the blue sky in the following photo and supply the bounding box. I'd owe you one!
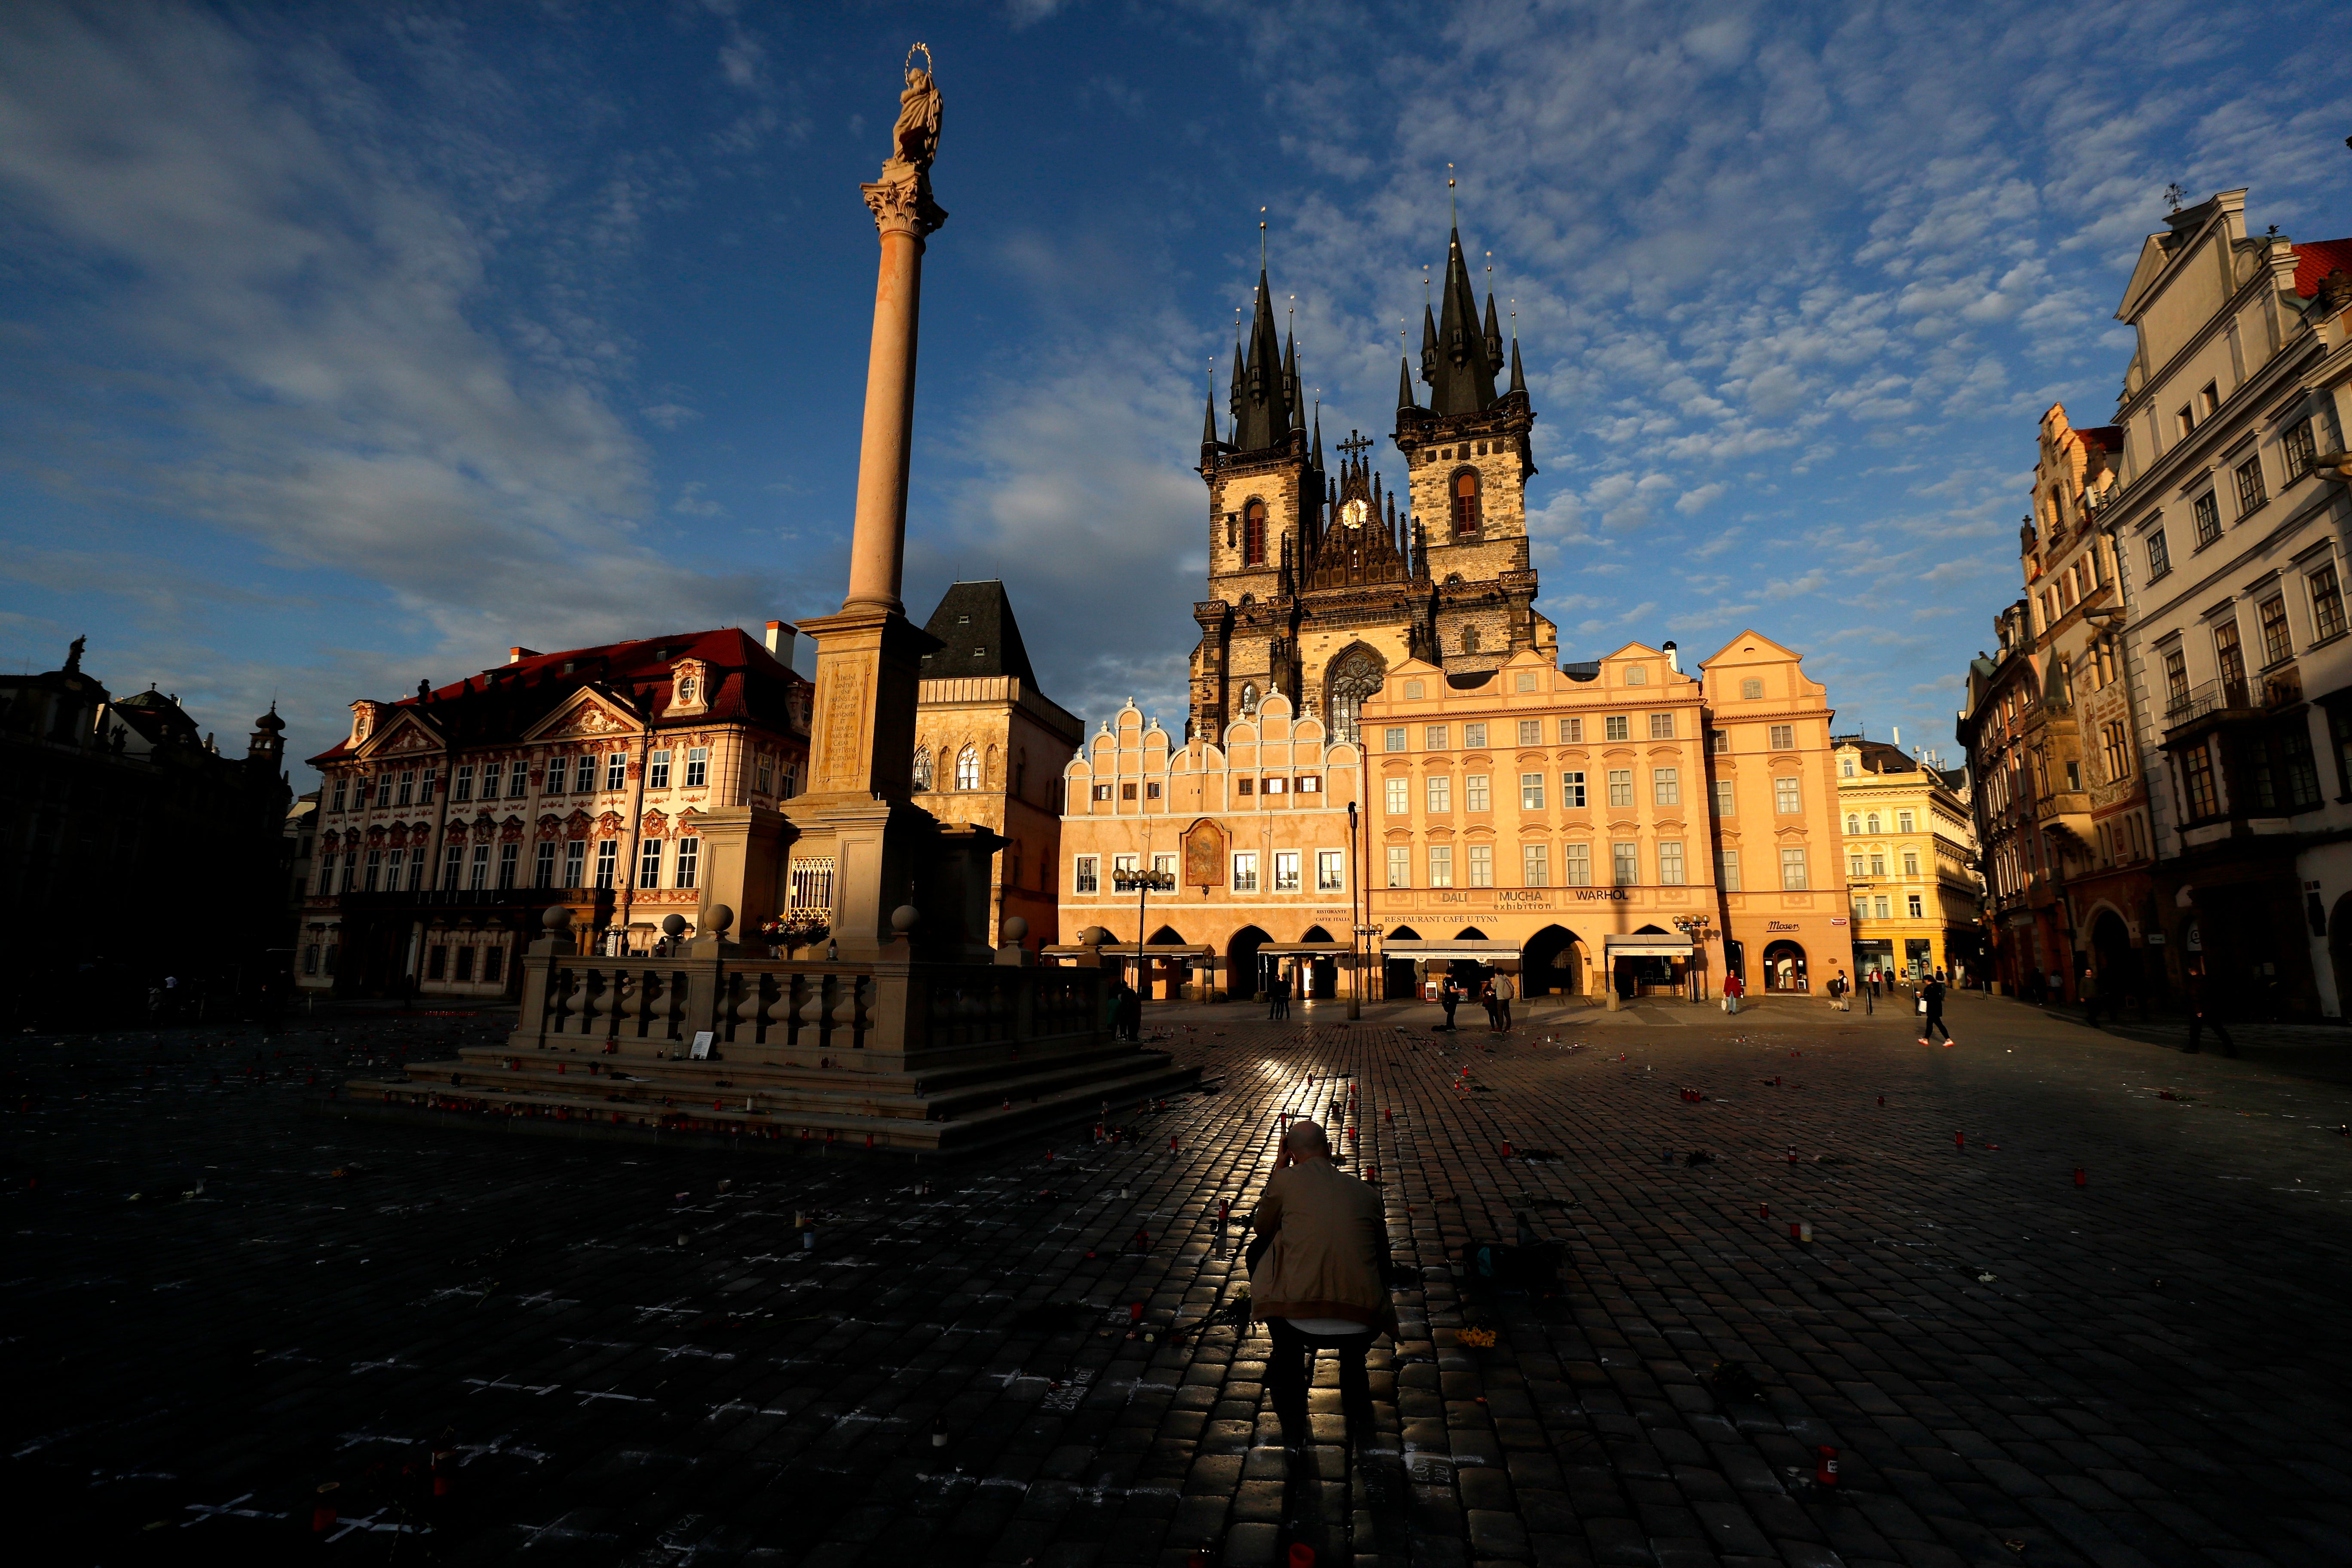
[2,0,2343,781]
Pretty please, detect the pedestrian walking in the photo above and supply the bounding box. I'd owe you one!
[1247,1119,1395,1455]
[1828,970,1850,1011]
[1492,969,1514,1030]
[1438,974,1460,1032]
[1267,970,1288,1022]
[2185,969,2236,1057]
[1721,971,1743,1014]
[1480,976,1501,1033]
[2081,968,2102,1027]
[1918,975,1954,1045]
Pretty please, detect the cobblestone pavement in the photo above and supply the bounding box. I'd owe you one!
[7,989,2352,1567]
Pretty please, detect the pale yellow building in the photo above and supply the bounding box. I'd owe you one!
[1833,737,1982,984]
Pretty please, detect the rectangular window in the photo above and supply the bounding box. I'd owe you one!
[497,842,518,889]
[1652,767,1679,806]
[508,763,528,798]
[1779,846,1809,890]
[469,843,490,891]
[2235,455,2267,513]
[1427,845,1454,888]
[1606,769,1632,808]
[1092,783,1113,802]
[1869,851,1886,876]
[443,844,465,890]
[1561,771,1587,808]
[533,841,557,889]
[1559,717,1583,744]
[675,836,700,889]
[1121,783,1137,801]
[329,778,347,814]
[1425,725,1449,750]
[1768,724,1795,750]
[754,753,775,796]
[1426,776,1452,813]
[1466,844,1492,887]
[1075,856,1099,894]
[1518,720,1541,745]
[1523,844,1549,886]
[1902,849,1920,876]
[606,753,627,791]
[2281,723,2322,809]
[2260,595,2291,666]
[1384,727,1407,753]
[637,839,663,889]
[1274,851,1301,891]
[1657,840,1685,885]
[426,945,446,980]
[1611,841,1638,886]
[2283,417,2318,481]
[1904,893,1922,918]
[1385,777,1409,815]
[1897,809,1915,832]
[396,770,414,806]
[2147,527,2172,581]
[2103,720,2131,782]
[1295,775,1321,793]
[1520,773,1544,810]
[648,750,672,790]
[1874,895,1891,920]
[2164,647,2190,707]
[453,765,475,802]
[545,756,568,795]
[386,847,407,891]
[1604,715,1630,741]
[1317,850,1343,891]
[1710,729,1730,754]
[1465,774,1491,811]
[1713,779,1735,815]
[2313,564,2348,643]
[1387,846,1410,888]
[454,946,475,983]
[1564,843,1592,886]
[1850,852,1866,877]
[362,848,381,892]
[1773,775,1801,814]
[2216,621,2245,692]
[2193,491,2220,546]
[1648,712,1674,739]
[1717,849,1740,891]
[481,762,502,799]
[594,840,619,890]
[562,839,585,888]
[301,945,319,976]
[1853,895,1870,921]
[1258,777,1281,795]
[1463,723,1487,749]
[686,747,708,789]
[1235,778,1253,798]
[483,946,503,984]
[1232,852,1259,892]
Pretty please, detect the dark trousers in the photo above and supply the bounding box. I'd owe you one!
[1498,1000,1512,1028]
[1266,1318,1374,1447]
[1923,1011,1951,1042]
[1439,1003,1457,1031]
[2187,1013,2234,1056]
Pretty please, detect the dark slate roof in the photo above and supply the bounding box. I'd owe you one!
[1426,227,1501,416]
[920,581,1038,685]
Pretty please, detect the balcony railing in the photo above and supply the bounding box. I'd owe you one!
[2164,667,2301,727]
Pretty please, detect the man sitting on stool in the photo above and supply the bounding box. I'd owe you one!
[1248,1119,1396,1455]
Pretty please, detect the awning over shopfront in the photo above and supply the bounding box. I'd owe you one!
[1040,943,1215,959]
[1601,934,1694,958]
[1383,939,1522,962]
[1254,942,1350,956]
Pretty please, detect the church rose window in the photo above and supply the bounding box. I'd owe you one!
[1452,470,1481,538]
[1244,500,1267,566]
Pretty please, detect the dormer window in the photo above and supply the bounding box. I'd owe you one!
[665,658,711,717]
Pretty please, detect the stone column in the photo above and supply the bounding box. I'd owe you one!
[841,170,944,614]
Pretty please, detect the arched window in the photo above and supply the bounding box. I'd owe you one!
[1865,812,1880,833]
[955,745,979,790]
[911,746,932,790]
[1846,812,1860,834]
[1323,645,1386,744]
[1452,470,1481,538]
[1243,500,1267,566]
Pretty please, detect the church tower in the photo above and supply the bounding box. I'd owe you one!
[1191,264,1322,739]
[1395,225,1543,670]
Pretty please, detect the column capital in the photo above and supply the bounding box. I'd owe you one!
[862,164,949,241]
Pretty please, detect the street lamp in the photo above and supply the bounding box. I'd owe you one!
[1347,800,1363,1020]
[1112,861,1176,1004]
[1672,913,1713,1003]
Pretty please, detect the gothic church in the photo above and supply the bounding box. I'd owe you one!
[1188,224,1559,744]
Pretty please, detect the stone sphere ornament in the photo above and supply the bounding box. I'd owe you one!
[891,905,922,933]
[661,914,688,938]
[1001,916,1029,943]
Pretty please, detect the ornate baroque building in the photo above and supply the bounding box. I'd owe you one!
[302,627,811,996]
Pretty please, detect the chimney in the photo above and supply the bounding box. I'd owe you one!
[765,620,796,665]
[1892,724,1902,747]
[1662,640,1679,674]
[508,647,539,665]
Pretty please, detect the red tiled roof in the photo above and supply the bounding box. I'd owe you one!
[306,627,805,767]
[2293,239,2352,298]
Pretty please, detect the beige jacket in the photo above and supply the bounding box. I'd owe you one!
[1249,1157,1396,1332]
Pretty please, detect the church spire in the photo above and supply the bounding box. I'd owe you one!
[1508,333,1526,396]
[1396,354,1418,412]
[1427,227,1501,415]
[1482,291,1504,374]
[1232,266,1295,453]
